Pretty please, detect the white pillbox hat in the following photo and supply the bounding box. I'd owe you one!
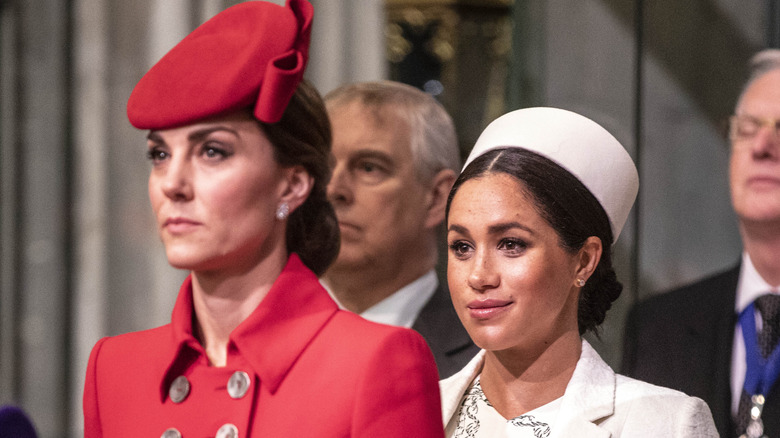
[463,107,639,242]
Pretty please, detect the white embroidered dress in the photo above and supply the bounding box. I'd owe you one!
[451,375,560,438]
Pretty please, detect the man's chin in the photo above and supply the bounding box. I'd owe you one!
[328,254,374,273]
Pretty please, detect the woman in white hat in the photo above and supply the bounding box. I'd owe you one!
[440,107,717,437]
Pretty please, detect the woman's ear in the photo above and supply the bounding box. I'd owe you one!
[574,236,603,286]
[279,165,314,214]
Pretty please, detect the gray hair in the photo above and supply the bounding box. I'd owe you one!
[324,80,460,183]
[738,49,780,106]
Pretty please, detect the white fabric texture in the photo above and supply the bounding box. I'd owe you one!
[462,107,639,242]
[440,340,718,438]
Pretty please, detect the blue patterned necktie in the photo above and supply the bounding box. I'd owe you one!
[755,295,780,358]
[736,294,780,437]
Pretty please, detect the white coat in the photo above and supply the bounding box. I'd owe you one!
[440,340,718,438]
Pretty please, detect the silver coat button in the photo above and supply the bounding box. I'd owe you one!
[216,423,238,438]
[227,371,251,399]
[169,375,190,404]
[161,428,181,438]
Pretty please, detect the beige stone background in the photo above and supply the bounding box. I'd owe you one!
[0,0,772,436]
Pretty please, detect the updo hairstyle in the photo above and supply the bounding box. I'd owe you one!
[446,147,622,335]
[260,80,340,276]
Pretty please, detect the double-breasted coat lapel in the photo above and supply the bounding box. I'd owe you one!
[84,254,446,437]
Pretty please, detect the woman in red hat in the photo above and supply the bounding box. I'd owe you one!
[82,1,443,437]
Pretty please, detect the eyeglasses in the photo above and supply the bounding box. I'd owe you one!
[729,114,780,142]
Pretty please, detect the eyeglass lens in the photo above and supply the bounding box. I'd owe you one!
[731,115,780,140]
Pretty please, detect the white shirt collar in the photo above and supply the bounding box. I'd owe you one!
[322,270,438,328]
[735,252,779,313]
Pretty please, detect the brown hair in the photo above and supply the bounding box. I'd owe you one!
[447,147,621,335]
[261,80,340,276]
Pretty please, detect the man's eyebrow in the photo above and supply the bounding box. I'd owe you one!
[350,149,393,161]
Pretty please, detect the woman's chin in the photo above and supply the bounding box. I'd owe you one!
[466,328,519,353]
[164,250,212,271]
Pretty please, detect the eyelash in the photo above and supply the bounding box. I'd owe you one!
[499,238,527,253]
[146,147,168,163]
[448,240,473,259]
[144,143,231,163]
[448,237,528,259]
[201,143,230,159]
[356,160,388,174]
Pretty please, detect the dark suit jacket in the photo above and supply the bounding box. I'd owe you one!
[622,264,780,438]
[413,283,480,379]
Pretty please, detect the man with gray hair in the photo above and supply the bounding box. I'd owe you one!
[322,81,478,378]
[623,49,780,438]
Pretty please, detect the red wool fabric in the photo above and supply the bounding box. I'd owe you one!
[127,0,312,129]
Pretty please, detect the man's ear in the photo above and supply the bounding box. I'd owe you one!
[279,165,314,214]
[574,236,603,285]
[424,168,457,229]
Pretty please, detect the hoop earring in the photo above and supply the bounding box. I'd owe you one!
[276,202,290,220]
[576,278,586,287]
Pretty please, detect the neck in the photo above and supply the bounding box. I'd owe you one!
[190,251,288,366]
[741,221,780,287]
[323,245,437,314]
[479,330,581,419]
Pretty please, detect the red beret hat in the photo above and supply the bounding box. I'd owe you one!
[127,0,313,129]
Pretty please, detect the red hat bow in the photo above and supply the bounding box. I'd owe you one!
[127,0,314,129]
[254,0,312,123]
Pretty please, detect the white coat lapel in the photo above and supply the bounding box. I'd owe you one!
[440,342,617,438]
[439,350,486,425]
[552,340,615,438]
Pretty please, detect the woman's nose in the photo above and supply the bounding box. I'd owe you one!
[467,251,500,292]
[160,157,193,201]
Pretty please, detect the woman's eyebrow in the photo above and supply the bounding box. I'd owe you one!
[147,131,163,142]
[487,221,534,235]
[448,221,534,236]
[146,126,239,144]
[187,126,239,143]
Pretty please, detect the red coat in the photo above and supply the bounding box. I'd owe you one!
[83,254,444,437]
